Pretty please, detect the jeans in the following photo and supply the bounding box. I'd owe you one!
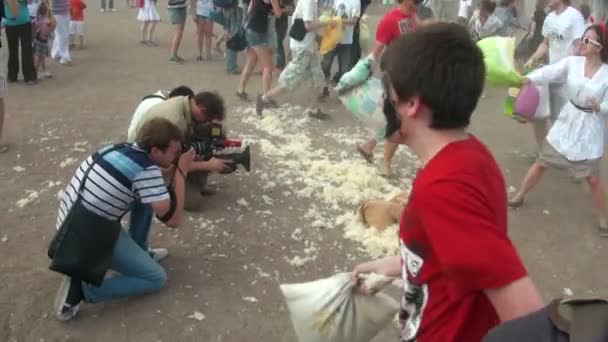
[275,15,288,69]
[5,23,37,82]
[225,7,244,73]
[101,0,114,10]
[321,43,354,83]
[82,204,166,303]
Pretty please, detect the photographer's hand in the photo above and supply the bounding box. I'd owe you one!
[207,157,234,173]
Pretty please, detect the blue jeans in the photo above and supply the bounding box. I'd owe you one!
[82,202,165,303]
[225,7,244,73]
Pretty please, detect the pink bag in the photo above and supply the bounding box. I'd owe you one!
[514,83,540,121]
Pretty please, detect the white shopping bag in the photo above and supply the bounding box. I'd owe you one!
[280,273,400,342]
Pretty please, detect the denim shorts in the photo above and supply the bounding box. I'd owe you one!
[169,7,187,25]
[245,17,276,49]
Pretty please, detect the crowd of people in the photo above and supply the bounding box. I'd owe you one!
[0,0,605,340]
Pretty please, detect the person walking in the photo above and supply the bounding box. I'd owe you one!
[224,0,245,74]
[51,0,72,64]
[137,0,161,45]
[0,0,20,154]
[4,0,38,83]
[168,0,188,63]
[235,0,281,100]
[193,0,214,60]
[510,25,608,237]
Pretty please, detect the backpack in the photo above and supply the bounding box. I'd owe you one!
[213,0,236,9]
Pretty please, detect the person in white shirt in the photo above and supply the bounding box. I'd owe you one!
[525,0,586,124]
[127,86,194,142]
[320,0,360,96]
[510,25,608,237]
[457,0,472,25]
[256,0,337,117]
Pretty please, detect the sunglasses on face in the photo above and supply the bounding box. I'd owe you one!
[582,37,602,48]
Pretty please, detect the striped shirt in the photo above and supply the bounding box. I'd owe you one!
[51,0,70,15]
[168,0,187,9]
[56,144,169,229]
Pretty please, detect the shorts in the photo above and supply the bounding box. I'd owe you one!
[33,38,50,57]
[245,17,276,48]
[278,48,325,90]
[538,141,600,179]
[69,20,84,36]
[168,7,187,25]
[197,14,209,20]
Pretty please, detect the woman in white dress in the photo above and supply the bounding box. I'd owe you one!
[509,25,608,237]
[194,0,215,60]
[137,0,161,45]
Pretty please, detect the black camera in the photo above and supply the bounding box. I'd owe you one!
[182,122,250,174]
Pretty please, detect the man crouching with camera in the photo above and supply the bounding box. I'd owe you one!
[53,118,195,321]
[129,91,247,211]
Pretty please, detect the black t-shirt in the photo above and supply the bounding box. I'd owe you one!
[247,0,272,33]
[533,9,545,39]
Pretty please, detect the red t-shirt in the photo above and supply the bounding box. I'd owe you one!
[376,7,417,46]
[398,136,528,342]
[70,0,86,21]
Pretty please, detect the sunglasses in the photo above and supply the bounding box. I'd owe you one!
[582,37,602,48]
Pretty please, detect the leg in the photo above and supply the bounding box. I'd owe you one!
[79,35,84,49]
[109,0,114,10]
[532,119,548,151]
[58,16,72,63]
[128,200,154,250]
[510,162,547,204]
[255,47,274,94]
[149,21,157,42]
[141,21,149,42]
[82,229,167,303]
[101,0,106,10]
[382,142,399,176]
[204,20,214,59]
[274,17,287,69]
[237,49,258,94]
[357,138,377,163]
[196,18,204,58]
[586,175,608,227]
[321,48,336,81]
[5,26,19,82]
[337,43,354,80]
[171,23,185,59]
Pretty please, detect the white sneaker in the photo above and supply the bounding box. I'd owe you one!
[59,59,71,65]
[148,248,169,262]
[100,8,105,12]
[42,71,52,78]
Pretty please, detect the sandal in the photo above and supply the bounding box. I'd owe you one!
[236,91,249,101]
[356,145,374,164]
[0,143,9,154]
[507,198,524,209]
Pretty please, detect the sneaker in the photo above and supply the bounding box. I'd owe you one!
[59,59,71,66]
[54,276,83,321]
[169,56,183,64]
[599,225,608,238]
[100,8,105,12]
[42,71,53,78]
[148,248,169,262]
[256,94,265,117]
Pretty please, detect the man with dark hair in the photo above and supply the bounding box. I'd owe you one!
[54,118,195,321]
[353,23,543,342]
[131,91,232,210]
[128,85,195,141]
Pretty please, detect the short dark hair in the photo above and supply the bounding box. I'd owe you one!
[480,0,496,13]
[580,4,591,20]
[194,91,226,121]
[135,118,184,152]
[384,22,486,130]
[584,25,608,62]
[169,85,194,98]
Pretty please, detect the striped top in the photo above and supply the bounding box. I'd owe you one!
[168,0,187,9]
[56,144,169,229]
[51,0,70,15]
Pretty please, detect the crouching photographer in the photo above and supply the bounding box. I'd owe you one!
[130,91,250,211]
[50,118,195,321]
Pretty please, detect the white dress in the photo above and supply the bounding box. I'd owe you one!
[528,56,608,161]
[137,0,161,22]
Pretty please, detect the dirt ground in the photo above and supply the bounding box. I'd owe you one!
[1,4,608,342]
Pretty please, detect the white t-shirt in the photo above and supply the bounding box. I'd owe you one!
[290,0,319,51]
[127,91,167,142]
[542,6,586,64]
[458,0,471,19]
[334,0,360,45]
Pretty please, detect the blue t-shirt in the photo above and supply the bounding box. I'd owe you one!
[4,0,31,26]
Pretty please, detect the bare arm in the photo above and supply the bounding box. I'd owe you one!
[270,0,281,17]
[6,0,19,17]
[372,42,385,62]
[484,277,544,322]
[304,18,335,32]
[150,168,186,227]
[527,37,548,65]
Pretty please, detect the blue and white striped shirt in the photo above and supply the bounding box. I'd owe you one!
[56,145,169,228]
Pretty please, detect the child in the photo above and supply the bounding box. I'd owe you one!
[137,0,160,45]
[69,0,86,49]
[34,2,54,78]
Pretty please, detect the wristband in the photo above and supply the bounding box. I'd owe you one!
[177,167,187,178]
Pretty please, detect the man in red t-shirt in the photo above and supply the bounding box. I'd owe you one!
[353,23,544,342]
[357,0,434,177]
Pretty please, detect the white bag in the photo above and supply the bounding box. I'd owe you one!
[338,77,386,140]
[280,273,400,342]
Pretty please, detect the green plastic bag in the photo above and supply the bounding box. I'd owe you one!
[477,37,524,87]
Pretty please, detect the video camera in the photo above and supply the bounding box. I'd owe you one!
[182,122,251,174]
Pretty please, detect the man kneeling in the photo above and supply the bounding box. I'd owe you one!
[53,118,195,321]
